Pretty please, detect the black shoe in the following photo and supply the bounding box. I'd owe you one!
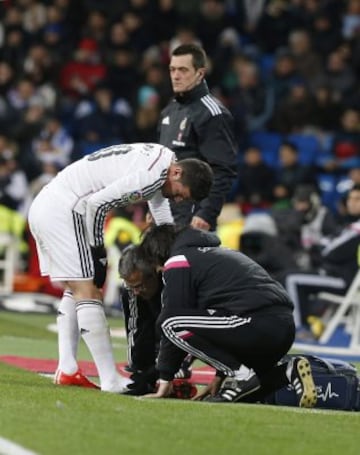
[207,372,261,403]
[287,356,317,408]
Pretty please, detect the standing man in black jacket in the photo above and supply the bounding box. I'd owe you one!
[158,44,237,231]
[140,224,317,407]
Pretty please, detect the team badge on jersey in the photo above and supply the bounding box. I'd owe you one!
[180,117,187,130]
[123,191,143,203]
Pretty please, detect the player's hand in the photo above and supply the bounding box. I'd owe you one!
[142,380,172,399]
[191,216,210,231]
[90,245,107,288]
[192,375,222,401]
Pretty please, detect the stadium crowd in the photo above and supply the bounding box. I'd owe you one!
[0,0,360,336]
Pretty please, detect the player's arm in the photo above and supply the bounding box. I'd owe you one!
[85,169,168,247]
[147,190,174,226]
[155,258,196,382]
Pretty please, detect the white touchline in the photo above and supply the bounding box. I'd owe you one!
[0,437,39,455]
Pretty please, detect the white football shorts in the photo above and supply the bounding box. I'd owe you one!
[28,185,94,281]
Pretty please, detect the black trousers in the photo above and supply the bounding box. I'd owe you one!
[160,307,295,378]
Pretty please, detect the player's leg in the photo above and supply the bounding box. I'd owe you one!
[70,280,129,393]
[29,194,127,393]
[160,308,262,402]
[54,289,99,389]
[56,290,79,374]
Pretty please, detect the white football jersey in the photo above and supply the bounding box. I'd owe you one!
[49,142,175,245]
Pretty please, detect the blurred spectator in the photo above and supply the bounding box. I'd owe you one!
[0,61,15,97]
[274,184,339,270]
[134,86,161,142]
[233,146,276,214]
[10,99,48,181]
[152,0,180,44]
[82,9,108,47]
[105,21,131,61]
[58,37,107,104]
[321,49,356,102]
[32,116,74,169]
[254,0,303,53]
[41,3,70,59]
[269,80,316,133]
[284,184,360,328]
[72,84,134,152]
[311,11,342,59]
[342,0,360,40]
[139,63,172,108]
[23,160,62,215]
[288,28,323,83]
[0,61,17,132]
[211,27,241,91]
[0,24,29,71]
[311,84,342,133]
[105,47,140,103]
[274,142,318,199]
[269,49,303,100]
[23,43,57,86]
[336,166,360,212]
[238,0,267,36]
[228,59,275,134]
[168,25,202,54]
[7,77,36,111]
[0,149,28,213]
[325,108,360,172]
[194,0,233,57]
[20,0,47,37]
[122,10,154,53]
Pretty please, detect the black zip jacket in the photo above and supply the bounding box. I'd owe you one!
[121,283,162,372]
[157,227,293,380]
[158,81,237,229]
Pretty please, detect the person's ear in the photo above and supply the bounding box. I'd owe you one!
[172,165,182,180]
[197,70,205,81]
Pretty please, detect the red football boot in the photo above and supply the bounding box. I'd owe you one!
[54,369,100,389]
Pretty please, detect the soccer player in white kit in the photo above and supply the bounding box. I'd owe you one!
[28,142,212,393]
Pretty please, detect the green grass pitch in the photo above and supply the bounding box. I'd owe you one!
[0,311,359,455]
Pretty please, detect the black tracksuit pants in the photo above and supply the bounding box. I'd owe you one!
[160,306,295,384]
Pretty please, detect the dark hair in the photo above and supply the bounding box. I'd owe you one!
[350,184,360,193]
[178,158,213,201]
[118,244,156,281]
[172,44,207,70]
[141,224,184,266]
[280,141,298,153]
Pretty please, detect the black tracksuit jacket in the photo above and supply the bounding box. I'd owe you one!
[156,228,294,379]
[158,81,237,229]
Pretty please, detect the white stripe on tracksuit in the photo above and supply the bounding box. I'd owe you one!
[285,273,346,328]
[161,315,251,375]
[127,293,139,369]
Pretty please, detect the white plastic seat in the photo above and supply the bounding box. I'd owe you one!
[318,268,360,349]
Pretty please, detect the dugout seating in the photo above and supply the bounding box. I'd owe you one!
[318,247,360,350]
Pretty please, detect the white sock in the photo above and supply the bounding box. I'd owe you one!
[76,299,127,392]
[57,290,79,375]
[234,365,255,381]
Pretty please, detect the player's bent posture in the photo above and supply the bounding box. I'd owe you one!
[140,224,317,407]
[28,143,212,393]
